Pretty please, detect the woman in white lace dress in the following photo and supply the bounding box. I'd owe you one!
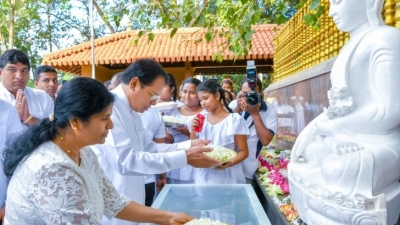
[2,77,192,225]
[190,79,249,184]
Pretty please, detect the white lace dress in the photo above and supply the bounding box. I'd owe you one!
[5,141,130,225]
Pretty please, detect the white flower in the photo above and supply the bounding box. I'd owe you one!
[163,116,184,124]
[203,146,237,162]
[185,218,228,225]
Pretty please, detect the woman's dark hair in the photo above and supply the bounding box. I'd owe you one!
[197,79,233,113]
[181,77,201,88]
[3,77,115,178]
[122,59,167,86]
[60,79,69,86]
[166,73,177,101]
[224,90,234,104]
[221,78,234,91]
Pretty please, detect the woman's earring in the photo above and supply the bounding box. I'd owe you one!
[73,127,77,130]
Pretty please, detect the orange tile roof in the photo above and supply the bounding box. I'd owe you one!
[42,24,278,75]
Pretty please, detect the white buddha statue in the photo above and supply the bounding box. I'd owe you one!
[288,0,400,224]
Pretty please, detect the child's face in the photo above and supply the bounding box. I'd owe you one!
[222,83,232,92]
[198,91,220,112]
[181,83,199,107]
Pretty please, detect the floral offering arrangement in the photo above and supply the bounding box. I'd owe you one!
[276,131,298,143]
[258,150,290,197]
[185,218,228,225]
[270,196,301,223]
[162,116,185,124]
[151,101,178,111]
[279,203,299,222]
[204,146,237,163]
[257,150,301,223]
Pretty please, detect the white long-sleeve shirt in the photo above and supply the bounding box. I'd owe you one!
[0,83,54,129]
[93,85,190,225]
[0,100,23,209]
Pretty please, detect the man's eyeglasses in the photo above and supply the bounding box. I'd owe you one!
[144,85,159,100]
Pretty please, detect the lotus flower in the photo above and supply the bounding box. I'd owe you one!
[279,158,289,169]
[280,181,290,194]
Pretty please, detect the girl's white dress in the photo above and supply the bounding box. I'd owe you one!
[194,113,250,184]
[165,108,203,184]
[5,141,130,225]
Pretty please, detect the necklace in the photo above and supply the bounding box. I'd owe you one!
[59,134,81,166]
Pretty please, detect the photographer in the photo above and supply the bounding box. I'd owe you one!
[229,77,277,184]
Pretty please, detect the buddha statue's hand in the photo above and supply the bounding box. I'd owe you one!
[291,114,331,163]
[291,123,318,162]
[315,118,335,136]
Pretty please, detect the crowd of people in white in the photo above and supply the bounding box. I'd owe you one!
[0,49,277,225]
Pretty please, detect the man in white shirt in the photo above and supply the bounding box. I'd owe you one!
[0,100,23,223]
[94,59,220,225]
[229,78,278,184]
[0,49,54,127]
[108,71,124,90]
[34,65,59,101]
[140,106,167,206]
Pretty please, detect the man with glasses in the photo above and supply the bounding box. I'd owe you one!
[93,59,220,225]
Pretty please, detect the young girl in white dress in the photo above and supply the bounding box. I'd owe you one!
[191,79,249,184]
[165,78,204,184]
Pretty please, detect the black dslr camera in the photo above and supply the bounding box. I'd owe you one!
[244,60,261,107]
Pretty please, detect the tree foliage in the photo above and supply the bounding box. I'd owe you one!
[110,0,323,61]
[0,0,323,78]
[0,0,118,71]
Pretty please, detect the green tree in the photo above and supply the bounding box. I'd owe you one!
[0,0,111,71]
[111,0,323,61]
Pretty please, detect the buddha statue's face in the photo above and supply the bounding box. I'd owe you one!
[329,0,369,32]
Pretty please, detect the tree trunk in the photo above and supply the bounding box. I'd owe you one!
[8,0,16,49]
[46,0,52,52]
[92,0,115,34]
[0,31,6,52]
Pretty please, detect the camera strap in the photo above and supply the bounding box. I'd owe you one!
[242,101,270,158]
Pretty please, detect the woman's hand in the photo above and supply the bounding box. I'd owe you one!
[174,126,190,137]
[167,212,194,225]
[215,161,233,170]
[0,206,5,225]
[191,117,200,132]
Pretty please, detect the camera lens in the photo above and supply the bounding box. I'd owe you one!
[248,96,258,106]
[247,92,260,106]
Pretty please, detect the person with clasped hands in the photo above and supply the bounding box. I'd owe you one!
[93,59,220,225]
[2,77,194,225]
[0,49,53,128]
